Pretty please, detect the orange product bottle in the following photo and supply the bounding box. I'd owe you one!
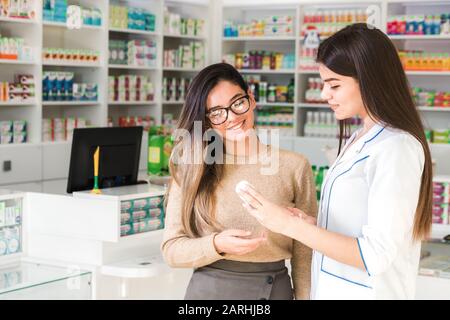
[436,53,443,71]
[443,53,450,71]
[413,52,422,71]
[404,52,414,70]
[428,53,436,71]
[398,51,407,69]
[421,53,429,71]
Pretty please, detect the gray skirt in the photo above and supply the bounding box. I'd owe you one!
[184,260,293,300]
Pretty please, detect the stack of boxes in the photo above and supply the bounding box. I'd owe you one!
[42,0,66,22]
[120,196,165,237]
[109,40,157,67]
[0,36,33,62]
[108,75,154,102]
[256,108,294,137]
[42,72,98,102]
[425,128,450,144]
[42,118,87,142]
[162,76,191,102]
[433,180,449,225]
[163,41,205,69]
[43,0,101,26]
[0,199,22,257]
[80,6,102,26]
[163,7,205,36]
[223,15,294,37]
[127,40,157,67]
[0,74,35,102]
[0,120,26,144]
[0,0,36,19]
[412,87,450,107]
[109,5,155,31]
[109,40,127,65]
[115,116,155,131]
[42,48,100,64]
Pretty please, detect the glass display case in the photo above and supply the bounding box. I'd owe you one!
[0,261,92,300]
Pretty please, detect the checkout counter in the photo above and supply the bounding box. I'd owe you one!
[1,182,449,299]
[0,184,192,300]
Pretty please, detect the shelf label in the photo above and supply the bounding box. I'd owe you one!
[67,5,82,30]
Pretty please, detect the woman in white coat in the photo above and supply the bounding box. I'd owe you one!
[239,23,433,300]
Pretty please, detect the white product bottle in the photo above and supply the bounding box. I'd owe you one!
[313,112,320,137]
[326,112,334,138]
[304,111,313,137]
[319,112,328,138]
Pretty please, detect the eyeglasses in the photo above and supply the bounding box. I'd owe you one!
[206,94,250,125]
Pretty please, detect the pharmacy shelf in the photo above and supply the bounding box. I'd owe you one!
[43,21,104,30]
[109,27,159,36]
[297,70,319,74]
[42,101,100,106]
[238,69,295,74]
[0,142,38,148]
[405,71,450,76]
[43,60,101,68]
[162,100,185,105]
[108,64,158,70]
[108,101,158,106]
[163,67,202,72]
[431,224,450,240]
[430,143,450,149]
[40,141,71,146]
[418,107,450,112]
[257,102,295,107]
[297,103,328,108]
[222,36,296,41]
[0,101,37,106]
[389,35,450,40]
[164,33,206,40]
[386,0,450,4]
[0,16,38,24]
[0,59,35,65]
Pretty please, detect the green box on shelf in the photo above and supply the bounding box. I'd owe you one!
[433,129,449,144]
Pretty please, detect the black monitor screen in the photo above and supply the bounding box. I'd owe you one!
[67,126,143,193]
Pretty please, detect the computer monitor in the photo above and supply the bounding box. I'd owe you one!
[67,126,143,193]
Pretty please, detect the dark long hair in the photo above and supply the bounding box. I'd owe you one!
[316,23,432,241]
[168,62,249,237]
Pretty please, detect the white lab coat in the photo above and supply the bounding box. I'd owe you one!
[311,123,425,300]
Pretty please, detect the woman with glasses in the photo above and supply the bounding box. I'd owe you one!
[161,62,318,300]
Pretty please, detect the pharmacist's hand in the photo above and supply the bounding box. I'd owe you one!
[287,207,317,225]
[213,229,266,255]
[239,186,295,235]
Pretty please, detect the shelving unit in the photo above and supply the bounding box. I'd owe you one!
[0,0,211,193]
[109,27,160,36]
[42,60,101,68]
[0,0,449,190]
[108,64,158,70]
[161,0,210,119]
[386,0,450,177]
[219,0,450,172]
[42,101,100,106]
[164,33,206,40]
[0,16,38,24]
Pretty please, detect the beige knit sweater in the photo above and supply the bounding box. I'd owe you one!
[161,145,318,300]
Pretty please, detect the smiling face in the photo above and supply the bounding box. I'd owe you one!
[318,63,368,120]
[206,80,256,142]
